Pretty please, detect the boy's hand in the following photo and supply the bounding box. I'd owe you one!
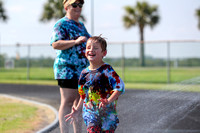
[98,98,109,109]
[65,106,78,124]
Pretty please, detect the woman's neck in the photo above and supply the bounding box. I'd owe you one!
[66,14,79,22]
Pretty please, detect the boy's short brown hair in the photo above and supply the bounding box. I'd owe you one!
[88,35,107,51]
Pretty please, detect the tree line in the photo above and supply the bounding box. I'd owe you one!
[1,55,200,68]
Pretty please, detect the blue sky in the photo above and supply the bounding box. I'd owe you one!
[0,0,199,58]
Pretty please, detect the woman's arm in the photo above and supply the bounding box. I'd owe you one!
[52,36,87,50]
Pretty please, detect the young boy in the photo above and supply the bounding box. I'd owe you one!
[65,36,125,133]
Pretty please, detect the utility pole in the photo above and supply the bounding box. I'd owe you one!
[91,0,94,35]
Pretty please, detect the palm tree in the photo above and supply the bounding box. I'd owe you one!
[40,0,85,22]
[196,8,200,30]
[0,0,8,22]
[123,1,159,66]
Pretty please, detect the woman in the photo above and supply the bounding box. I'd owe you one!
[50,0,90,132]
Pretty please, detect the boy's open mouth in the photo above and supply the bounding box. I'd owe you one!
[88,53,96,57]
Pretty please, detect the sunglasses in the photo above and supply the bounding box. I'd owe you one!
[71,3,83,8]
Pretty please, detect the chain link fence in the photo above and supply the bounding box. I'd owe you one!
[0,40,200,83]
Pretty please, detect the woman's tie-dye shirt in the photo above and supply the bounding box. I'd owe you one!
[50,16,90,79]
[78,63,125,131]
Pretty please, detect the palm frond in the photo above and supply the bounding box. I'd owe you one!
[123,16,136,28]
[123,1,159,30]
[195,8,200,30]
[0,0,8,22]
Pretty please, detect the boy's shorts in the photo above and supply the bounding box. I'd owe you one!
[87,126,115,133]
[57,79,78,89]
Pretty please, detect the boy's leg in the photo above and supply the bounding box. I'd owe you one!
[102,130,115,133]
[87,126,101,133]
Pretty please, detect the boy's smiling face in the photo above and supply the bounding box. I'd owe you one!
[85,39,107,62]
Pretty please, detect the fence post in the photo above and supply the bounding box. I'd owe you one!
[27,45,30,80]
[167,41,171,83]
[0,35,1,68]
[91,0,94,35]
[121,43,125,82]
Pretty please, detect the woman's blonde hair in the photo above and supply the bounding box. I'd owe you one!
[63,0,84,8]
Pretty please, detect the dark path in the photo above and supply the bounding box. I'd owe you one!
[0,83,60,109]
[1,83,200,133]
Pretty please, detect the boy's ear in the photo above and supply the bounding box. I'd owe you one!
[103,50,107,57]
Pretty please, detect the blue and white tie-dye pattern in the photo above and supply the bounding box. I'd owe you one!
[50,16,90,79]
[78,63,125,131]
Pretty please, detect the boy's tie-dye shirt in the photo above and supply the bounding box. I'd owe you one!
[78,63,125,131]
[50,16,90,79]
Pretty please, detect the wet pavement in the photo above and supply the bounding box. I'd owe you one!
[1,83,200,133]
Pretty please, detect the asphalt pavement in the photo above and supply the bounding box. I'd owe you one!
[1,83,200,133]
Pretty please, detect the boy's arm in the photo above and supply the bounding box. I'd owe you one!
[75,97,84,110]
[107,90,121,103]
[65,97,84,123]
[99,90,122,108]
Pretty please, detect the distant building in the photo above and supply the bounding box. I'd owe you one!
[5,59,14,69]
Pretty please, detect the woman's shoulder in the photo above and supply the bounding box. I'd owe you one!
[53,17,65,28]
[78,21,84,26]
[55,16,68,24]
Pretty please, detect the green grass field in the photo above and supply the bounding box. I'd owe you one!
[117,67,200,83]
[0,96,55,133]
[0,97,37,133]
[0,67,200,91]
